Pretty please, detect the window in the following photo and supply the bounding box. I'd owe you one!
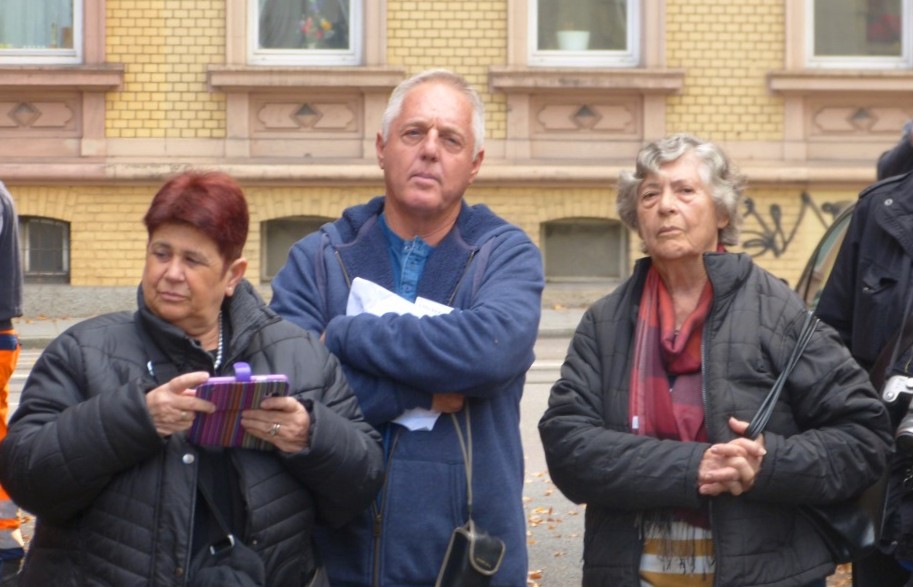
[262,216,331,282]
[0,0,81,64]
[542,218,625,282]
[808,0,911,68]
[19,217,70,283]
[529,0,639,67]
[795,203,855,309]
[250,0,363,65]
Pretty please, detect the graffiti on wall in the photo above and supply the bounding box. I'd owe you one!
[740,191,850,258]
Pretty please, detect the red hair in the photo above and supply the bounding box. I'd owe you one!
[143,171,249,264]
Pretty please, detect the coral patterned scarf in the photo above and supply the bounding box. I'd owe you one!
[629,266,712,443]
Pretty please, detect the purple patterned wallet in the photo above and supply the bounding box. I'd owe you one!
[188,362,289,450]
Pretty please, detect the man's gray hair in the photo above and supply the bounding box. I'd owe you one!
[380,69,485,159]
[616,133,746,247]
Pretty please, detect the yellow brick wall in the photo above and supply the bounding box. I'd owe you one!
[665,0,784,140]
[466,184,860,291]
[105,0,227,138]
[9,183,387,287]
[11,185,150,286]
[9,0,857,298]
[386,0,509,140]
[8,177,861,291]
[735,188,859,288]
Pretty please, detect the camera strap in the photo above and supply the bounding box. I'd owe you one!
[450,405,474,521]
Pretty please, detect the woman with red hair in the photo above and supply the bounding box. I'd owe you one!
[0,171,383,587]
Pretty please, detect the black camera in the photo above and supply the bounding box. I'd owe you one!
[882,375,913,452]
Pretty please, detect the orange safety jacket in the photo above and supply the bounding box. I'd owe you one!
[0,329,22,556]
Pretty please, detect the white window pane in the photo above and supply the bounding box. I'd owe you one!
[814,0,902,57]
[0,0,75,49]
[537,0,628,51]
[807,0,911,68]
[252,0,361,64]
[0,0,81,64]
[530,0,639,67]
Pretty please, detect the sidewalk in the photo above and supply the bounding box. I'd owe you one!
[13,307,587,349]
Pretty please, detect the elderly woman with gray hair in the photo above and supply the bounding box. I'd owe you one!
[539,133,892,587]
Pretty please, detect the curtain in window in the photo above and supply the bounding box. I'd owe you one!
[537,0,627,51]
[0,0,73,49]
[814,0,902,57]
[259,0,350,50]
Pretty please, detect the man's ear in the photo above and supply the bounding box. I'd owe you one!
[376,131,385,169]
[468,148,485,183]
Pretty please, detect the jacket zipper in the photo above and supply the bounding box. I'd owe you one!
[331,223,479,585]
[700,260,720,587]
[700,332,720,587]
[371,427,401,587]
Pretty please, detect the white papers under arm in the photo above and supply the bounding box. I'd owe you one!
[344,277,454,431]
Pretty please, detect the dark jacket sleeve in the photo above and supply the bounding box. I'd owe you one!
[742,312,893,506]
[815,200,868,355]
[540,271,893,512]
[323,232,544,397]
[538,306,708,510]
[0,332,165,522]
[275,334,384,528]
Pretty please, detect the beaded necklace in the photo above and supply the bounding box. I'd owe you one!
[212,311,224,370]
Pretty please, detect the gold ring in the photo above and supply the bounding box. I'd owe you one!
[268,423,281,437]
[180,411,189,421]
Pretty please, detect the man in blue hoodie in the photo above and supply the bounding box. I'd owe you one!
[270,69,544,586]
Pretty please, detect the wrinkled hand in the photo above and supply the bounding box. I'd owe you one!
[241,396,311,453]
[146,371,216,437]
[697,417,766,496]
[431,392,465,413]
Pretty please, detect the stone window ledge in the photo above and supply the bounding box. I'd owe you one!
[207,65,406,92]
[768,70,913,94]
[0,64,124,91]
[488,66,685,94]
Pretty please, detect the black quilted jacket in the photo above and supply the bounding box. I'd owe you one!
[0,280,384,586]
[539,253,892,587]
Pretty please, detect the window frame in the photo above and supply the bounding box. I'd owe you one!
[805,0,912,69]
[19,216,70,283]
[261,215,332,282]
[527,0,640,68]
[0,0,83,65]
[542,217,626,282]
[247,0,364,66]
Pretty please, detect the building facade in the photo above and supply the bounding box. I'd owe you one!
[1,0,908,315]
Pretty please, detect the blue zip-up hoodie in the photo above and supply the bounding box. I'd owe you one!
[270,196,544,587]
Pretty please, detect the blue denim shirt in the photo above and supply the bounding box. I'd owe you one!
[379,213,432,303]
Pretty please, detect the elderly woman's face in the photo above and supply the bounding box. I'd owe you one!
[142,223,241,334]
[636,153,728,264]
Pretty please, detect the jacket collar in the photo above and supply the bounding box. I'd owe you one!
[135,279,277,375]
[329,196,508,305]
[631,252,752,309]
[867,173,913,258]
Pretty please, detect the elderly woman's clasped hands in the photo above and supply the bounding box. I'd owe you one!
[698,416,766,496]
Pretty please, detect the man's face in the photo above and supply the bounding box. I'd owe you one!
[376,81,484,232]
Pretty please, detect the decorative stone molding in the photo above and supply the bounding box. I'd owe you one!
[488,67,684,160]
[0,64,123,158]
[769,70,913,160]
[207,65,404,159]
